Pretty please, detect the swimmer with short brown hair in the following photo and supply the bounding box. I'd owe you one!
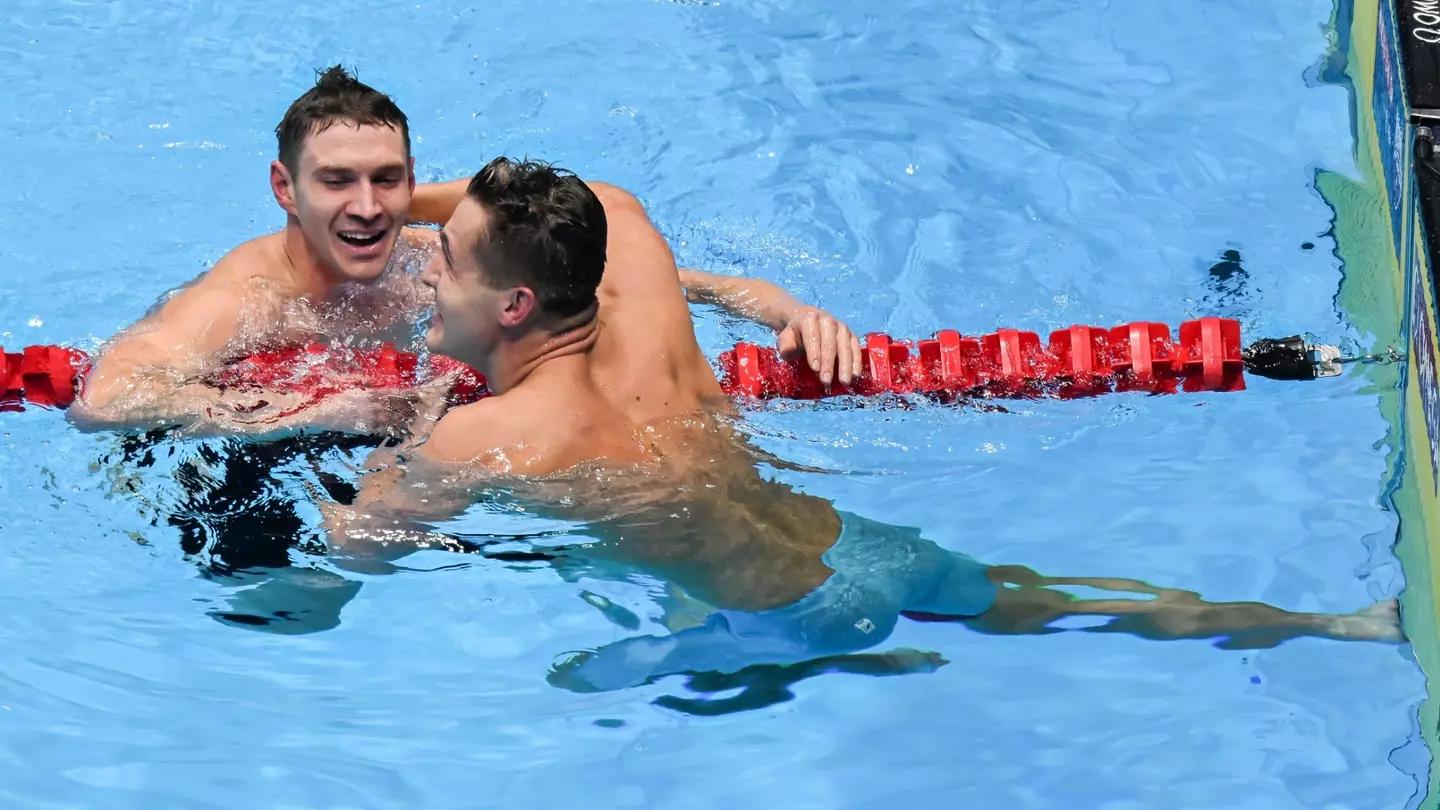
[70,66,863,439]
[322,157,1402,699]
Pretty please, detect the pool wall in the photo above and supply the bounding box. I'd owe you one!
[1354,0,1440,802]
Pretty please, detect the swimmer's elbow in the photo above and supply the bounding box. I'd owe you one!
[66,395,129,432]
[67,374,121,428]
[65,404,102,432]
[67,354,138,420]
[66,363,181,432]
[67,382,159,431]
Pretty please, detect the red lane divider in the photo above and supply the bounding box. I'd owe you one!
[1,316,1247,413]
[0,343,488,413]
[716,317,1246,402]
[1,345,89,412]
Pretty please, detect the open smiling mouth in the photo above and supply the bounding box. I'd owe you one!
[338,230,387,248]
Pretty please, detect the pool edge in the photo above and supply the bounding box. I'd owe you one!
[1343,0,1440,804]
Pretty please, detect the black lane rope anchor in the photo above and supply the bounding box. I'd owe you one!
[1242,336,1405,381]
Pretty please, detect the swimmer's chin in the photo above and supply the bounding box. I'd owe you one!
[422,326,454,358]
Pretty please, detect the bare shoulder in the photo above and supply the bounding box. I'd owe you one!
[582,181,684,298]
[416,389,597,476]
[417,397,533,467]
[145,235,288,327]
[200,233,287,287]
[580,181,713,385]
[585,181,648,215]
[586,182,669,250]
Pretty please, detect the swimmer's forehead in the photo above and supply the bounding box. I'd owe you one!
[439,202,495,267]
[297,122,409,175]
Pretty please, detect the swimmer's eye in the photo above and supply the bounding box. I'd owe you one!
[374,175,404,188]
[320,177,350,189]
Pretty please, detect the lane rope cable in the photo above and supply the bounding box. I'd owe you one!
[0,316,1403,412]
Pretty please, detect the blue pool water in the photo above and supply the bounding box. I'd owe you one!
[0,0,1428,807]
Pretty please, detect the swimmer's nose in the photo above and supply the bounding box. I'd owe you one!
[420,254,440,287]
[348,180,383,221]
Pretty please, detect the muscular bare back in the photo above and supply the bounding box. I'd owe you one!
[343,174,844,610]
[418,185,732,475]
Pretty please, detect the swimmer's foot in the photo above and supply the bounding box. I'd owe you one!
[866,648,949,675]
[1328,600,1404,643]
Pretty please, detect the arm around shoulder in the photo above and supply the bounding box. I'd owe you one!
[410,178,471,226]
[413,399,513,466]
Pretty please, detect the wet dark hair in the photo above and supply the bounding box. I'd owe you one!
[275,65,410,173]
[465,157,608,318]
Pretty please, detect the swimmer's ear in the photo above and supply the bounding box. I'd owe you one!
[499,287,538,328]
[270,160,299,216]
[408,156,417,193]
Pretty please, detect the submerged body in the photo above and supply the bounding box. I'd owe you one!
[325,159,1403,703]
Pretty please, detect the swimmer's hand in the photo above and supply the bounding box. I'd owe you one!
[302,387,421,439]
[777,305,864,387]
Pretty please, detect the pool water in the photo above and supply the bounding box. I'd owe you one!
[0,0,1428,807]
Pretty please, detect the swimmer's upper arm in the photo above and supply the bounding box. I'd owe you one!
[414,400,517,468]
[410,178,471,226]
[585,182,687,294]
[81,283,244,409]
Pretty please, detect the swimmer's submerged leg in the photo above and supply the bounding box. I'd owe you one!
[548,606,923,694]
[549,614,792,694]
[652,649,946,716]
[904,565,1404,650]
[549,615,944,713]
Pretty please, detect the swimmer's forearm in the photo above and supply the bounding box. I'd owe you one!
[678,269,803,332]
[410,179,470,225]
[71,383,338,438]
[69,377,221,432]
[70,397,280,437]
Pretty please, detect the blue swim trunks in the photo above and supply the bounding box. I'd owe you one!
[550,511,996,692]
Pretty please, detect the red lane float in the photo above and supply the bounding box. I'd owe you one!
[0,316,1248,412]
[1,345,89,412]
[716,316,1246,402]
[204,343,488,414]
[0,343,488,413]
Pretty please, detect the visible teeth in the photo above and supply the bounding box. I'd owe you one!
[338,231,385,246]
